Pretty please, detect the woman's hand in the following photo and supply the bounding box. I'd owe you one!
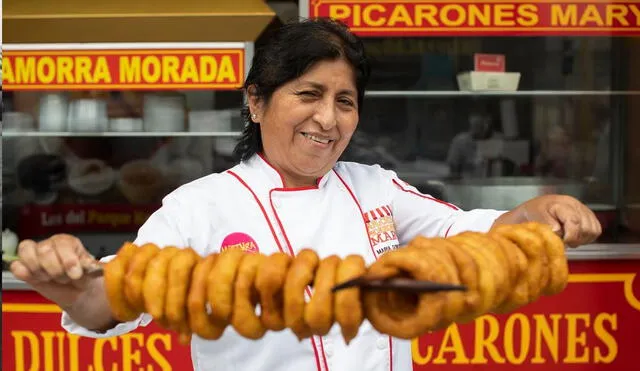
[10,234,118,331]
[494,195,602,247]
[10,234,98,307]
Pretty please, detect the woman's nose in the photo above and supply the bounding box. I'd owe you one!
[313,102,338,130]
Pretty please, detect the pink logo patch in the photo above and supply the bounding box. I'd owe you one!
[220,232,259,254]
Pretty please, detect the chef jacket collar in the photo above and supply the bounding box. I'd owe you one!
[250,153,332,190]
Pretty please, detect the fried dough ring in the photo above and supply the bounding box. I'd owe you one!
[447,235,497,322]
[490,234,530,313]
[104,242,140,322]
[187,254,227,340]
[334,254,366,344]
[305,255,341,336]
[255,252,291,331]
[142,246,180,325]
[364,247,448,339]
[124,243,160,312]
[207,249,245,322]
[166,248,200,335]
[491,224,546,302]
[231,253,267,339]
[524,222,568,295]
[452,232,509,308]
[284,249,319,340]
[408,238,465,329]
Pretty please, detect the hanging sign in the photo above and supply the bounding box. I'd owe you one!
[308,0,640,37]
[2,43,246,91]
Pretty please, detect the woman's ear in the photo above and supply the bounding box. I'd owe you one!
[247,84,263,123]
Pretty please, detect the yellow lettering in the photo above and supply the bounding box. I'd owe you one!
[532,314,561,363]
[363,4,387,27]
[56,57,74,83]
[593,313,618,363]
[564,313,590,363]
[353,5,362,27]
[630,5,640,26]
[41,331,63,371]
[433,323,470,364]
[414,5,438,26]
[472,315,505,364]
[68,334,80,371]
[494,4,516,26]
[163,56,181,83]
[518,4,539,27]
[504,314,530,364]
[551,4,577,26]
[440,4,466,27]
[3,58,15,84]
[15,57,37,83]
[216,56,237,83]
[89,337,118,371]
[607,5,629,26]
[329,5,351,22]
[75,56,93,83]
[122,333,144,371]
[147,333,173,371]
[142,56,161,83]
[120,56,142,83]
[467,5,491,26]
[94,57,112,83]
[37,56,55,84]
[388,5,413,26]
[12,331,40,371]
[200,56,218,83]
[580,5,605,26]
[411,338,434,365]
[181,56,199,83]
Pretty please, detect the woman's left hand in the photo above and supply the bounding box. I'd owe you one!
[494,195,602,247]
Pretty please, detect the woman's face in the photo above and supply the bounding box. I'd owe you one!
[249,58,359,187]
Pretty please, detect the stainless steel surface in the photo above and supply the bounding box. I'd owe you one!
[426,177,587,210]
[364,90,640,97]
[3,244,638,291]
[2,131,242,137]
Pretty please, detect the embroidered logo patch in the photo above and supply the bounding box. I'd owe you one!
[363,205,400,256]
[220,232,259,254]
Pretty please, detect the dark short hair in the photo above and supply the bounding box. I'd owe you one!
[233,17,371,162]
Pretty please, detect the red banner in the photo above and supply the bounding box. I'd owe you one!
[2,48,245,91]
[3,260,639,370]
[18,204,160,237]
[309,0,640,36]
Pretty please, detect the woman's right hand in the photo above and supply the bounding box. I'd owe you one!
[10,234,99,309]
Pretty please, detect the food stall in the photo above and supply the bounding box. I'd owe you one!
[2,1,639,371]
[302,0,640,370]
[2,0,274,369]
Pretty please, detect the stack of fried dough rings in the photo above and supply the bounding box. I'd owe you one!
[103,222,568,345]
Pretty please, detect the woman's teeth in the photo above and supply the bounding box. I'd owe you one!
[302,133,331,144]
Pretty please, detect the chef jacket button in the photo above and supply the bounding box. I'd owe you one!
[324,344,334,357]
[376,337,388,350]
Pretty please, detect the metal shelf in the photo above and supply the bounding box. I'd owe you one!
[2,131,243,138]
[364,90,640,98]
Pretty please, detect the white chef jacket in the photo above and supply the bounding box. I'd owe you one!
[62,154,506,371]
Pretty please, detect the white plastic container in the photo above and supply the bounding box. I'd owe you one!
[457,71,521,92]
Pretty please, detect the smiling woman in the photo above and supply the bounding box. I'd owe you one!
[234,18,371,187]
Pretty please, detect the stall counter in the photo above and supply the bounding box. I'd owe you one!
[3,244,640,371]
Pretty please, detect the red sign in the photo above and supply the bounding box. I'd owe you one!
[18,204,160,237]
[309,0,640,37]
[412,260,640,370]
[3,260,638,370]
[474,53,506,72]
[2,48,245,91]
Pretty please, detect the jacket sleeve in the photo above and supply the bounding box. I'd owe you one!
[61,194,189,338]
[384,169,507,245]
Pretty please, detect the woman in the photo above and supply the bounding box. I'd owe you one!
[10,18,601,371]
